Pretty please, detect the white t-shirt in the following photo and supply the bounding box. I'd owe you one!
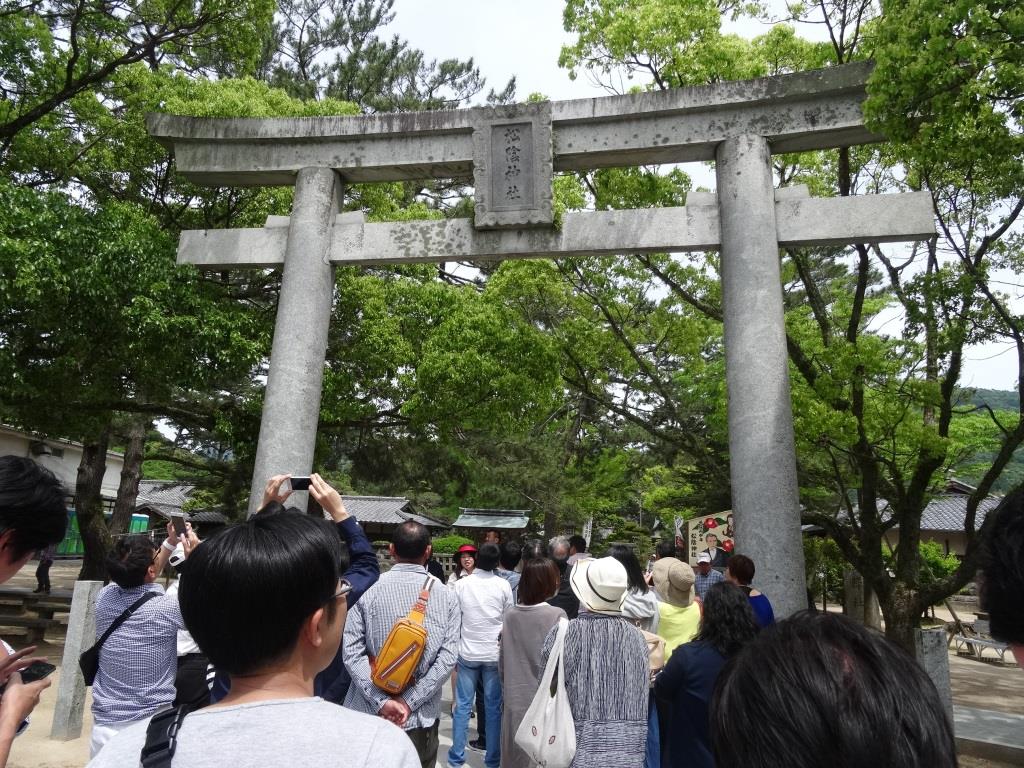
[453,570,513,662]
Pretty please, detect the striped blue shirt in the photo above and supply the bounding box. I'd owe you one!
[92,582,183,725]
[343,564,461,729]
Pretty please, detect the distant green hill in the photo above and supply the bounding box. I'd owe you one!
[959,388,1018,412]
[955,388,1022,492]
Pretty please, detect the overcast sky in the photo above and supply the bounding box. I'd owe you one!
[383,1,1020,391]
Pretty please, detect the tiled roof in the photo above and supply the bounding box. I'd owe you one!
[919,494,1001,532]
[342,496,448,528]
[137,481,194,510]
[452,508,531,530]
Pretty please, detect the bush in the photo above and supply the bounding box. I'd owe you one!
[431,534,474,554]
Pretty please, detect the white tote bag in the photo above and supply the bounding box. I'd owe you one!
[514,617,576,768]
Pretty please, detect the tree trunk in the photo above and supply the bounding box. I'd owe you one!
[880,585,922,656]
[76,427,112,581]
[109,417,148,535]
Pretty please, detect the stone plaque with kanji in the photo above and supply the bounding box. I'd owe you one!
[472,102,553,229]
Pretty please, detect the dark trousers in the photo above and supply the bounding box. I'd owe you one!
[405,719,439,768]
[174,653,212,712]
[35,560,52,590]
[476,677,486,742]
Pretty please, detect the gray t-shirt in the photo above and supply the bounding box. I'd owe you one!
[87,697,419,768]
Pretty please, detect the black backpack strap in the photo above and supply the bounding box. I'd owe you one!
[140,706,187,768]
[95,591,158,649]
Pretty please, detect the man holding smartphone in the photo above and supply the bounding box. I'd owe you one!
[0,456,69,767]
[258,473,381,705]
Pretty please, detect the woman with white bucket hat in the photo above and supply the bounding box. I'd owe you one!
[539,557,649,768]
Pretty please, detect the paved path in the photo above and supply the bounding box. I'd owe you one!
[955,706,1024,764]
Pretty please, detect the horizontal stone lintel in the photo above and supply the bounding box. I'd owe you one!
[151,63,879,186]
[177,191,934,269]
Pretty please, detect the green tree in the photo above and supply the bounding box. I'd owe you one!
[554,0,1024,652]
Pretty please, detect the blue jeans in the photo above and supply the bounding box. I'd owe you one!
[448,658,502,768]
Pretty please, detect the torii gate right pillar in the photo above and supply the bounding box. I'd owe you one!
[717,134,807,617]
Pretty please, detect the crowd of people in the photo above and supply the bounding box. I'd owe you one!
[0,453,1022,768]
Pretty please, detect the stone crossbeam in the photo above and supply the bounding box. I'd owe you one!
[176,190,934,270]
[148,63,878,186]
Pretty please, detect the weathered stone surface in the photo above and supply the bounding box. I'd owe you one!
[147,63,878,185]
[246,167,341,517]
[717,134,807,620]
[917,627,954,721]
[50,580,102,740]
[177,192,934,269]
[472,103,553,229]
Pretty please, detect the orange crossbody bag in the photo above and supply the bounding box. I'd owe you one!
[370,575,434,695]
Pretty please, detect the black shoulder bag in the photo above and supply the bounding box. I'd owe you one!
[79,591,158,686]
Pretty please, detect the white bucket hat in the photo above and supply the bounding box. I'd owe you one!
[569,556,629,615]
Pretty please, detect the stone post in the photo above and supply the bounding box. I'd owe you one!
[247,168,342,517]
[844,569,865,621]
[916,627,954,721]
[50,580,102,740]
[716,134,807,618]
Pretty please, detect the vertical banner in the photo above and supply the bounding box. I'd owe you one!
[686,512,735,569]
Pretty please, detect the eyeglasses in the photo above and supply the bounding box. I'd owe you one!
[327,579,353,603]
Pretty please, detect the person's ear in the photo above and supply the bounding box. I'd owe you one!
[425,544,433,562]
[388,543,397,559]
[304,606,328,648]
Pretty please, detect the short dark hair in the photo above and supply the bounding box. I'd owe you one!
[180,512,343,676]
[0,456,67,558]
[726,554,755,585]
[521,539,546,561]
[568,535,587,553]
[711,612,957,768]
[392,521,430,560]
[476,542,500,572]
[697,582,758,656]
[106,535,157,588]
[518,557,560,605]
[982,488,1024,644]
[499,540,522,571]
[608,544,648,594]
[656,540,675,560]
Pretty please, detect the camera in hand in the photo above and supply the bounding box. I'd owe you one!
[288,476,312,491]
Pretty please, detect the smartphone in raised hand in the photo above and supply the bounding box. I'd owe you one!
[169,513,188,537]
[285,476,312,491]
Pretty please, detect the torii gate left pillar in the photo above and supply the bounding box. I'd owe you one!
[248,167,340,516]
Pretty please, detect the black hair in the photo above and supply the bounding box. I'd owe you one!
[476,542,500,572]
[982,488,1024,644]
[568,534,587,553]
[656,540,675,560]
[696,582,758,656]
[499,540,522,571]
[726,554,755,586]
[179,512,343,676]
[711,612,957,768]
[0,456,67,558]
[521,539,546,561]
[392,521,430,561]
[106,535,157,588]
[608,544,649,594]
[256,500,351,571]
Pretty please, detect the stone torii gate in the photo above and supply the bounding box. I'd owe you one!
[148,61,934,618]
